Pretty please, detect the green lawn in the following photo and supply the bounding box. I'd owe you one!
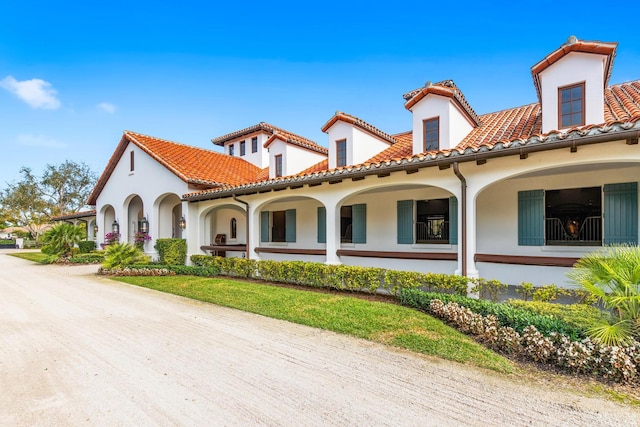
[114,275,514,373]
[9,251,49,263]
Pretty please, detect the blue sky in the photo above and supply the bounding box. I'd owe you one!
[1,1,639,188]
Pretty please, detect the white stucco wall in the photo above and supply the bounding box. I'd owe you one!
[538,52,606,133]
[410,94,474,153]
[267,139,326,179]
[326,121,392,168]
[95,141,189,256]
[224,132,270,169]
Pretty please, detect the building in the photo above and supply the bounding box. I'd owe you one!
[89,37,640,288]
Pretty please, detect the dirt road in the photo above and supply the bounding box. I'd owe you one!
[0,251,638,426]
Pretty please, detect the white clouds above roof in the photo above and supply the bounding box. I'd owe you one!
[0,76,61,110]
[97,102,116,113]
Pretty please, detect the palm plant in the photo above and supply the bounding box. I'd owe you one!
[40,222,86,258]
[567,245,640,345]
[102,242,149,269]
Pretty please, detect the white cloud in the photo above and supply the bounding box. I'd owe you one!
[0,75,61,110]
[17,134,67,149]
[97,102,116,113]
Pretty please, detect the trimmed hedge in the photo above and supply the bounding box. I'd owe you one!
[77,241,96,253]
[506,300,610,332]
[398,288,586,341]
[68,253,105,264]
[154,239,186,265]
[130,264,220,277]
[190,255,468,295]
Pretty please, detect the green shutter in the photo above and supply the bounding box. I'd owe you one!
[604,182,638,245]
[285,209,296,242]
[260,211,269,242]
[449,196,458,245]
[397,200,413,244]
[352,204,366,244]
[518,190,544,246]
[317,206,326,243]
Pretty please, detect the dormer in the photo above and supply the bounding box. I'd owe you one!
[263,131,328,179]
[403,80,480,154]
[532,36,617,133]
[211,123,275,169]
[321,112,396,168]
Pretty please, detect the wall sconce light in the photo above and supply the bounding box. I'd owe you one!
[140,216,149,234]
[112,220,120,234]
[93,224,99,235]
[179,215,186,230]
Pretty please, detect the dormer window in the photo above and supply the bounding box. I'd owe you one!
[423,117,439,151]
[251,137,258,153]
[275,154,283,177]
[229,144,235,156]
[130,151,134,172]
[336,139,347,167]
[559,82,585,128]
[240,141,246,156]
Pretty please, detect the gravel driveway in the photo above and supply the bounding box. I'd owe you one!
[1,251,638,426]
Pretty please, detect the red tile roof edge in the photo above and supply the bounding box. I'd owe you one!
[211,122,322,150]
[403,80,481,126]
[263,132,329,155]
[321,112,397,144]
[51,210,97,221]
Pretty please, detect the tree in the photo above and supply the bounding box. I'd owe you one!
[0,161,97,239]
[41,222,86,258]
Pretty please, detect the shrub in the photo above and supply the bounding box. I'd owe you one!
[471,278,508,302]
[102,243,149,269]
[567,245,640,346]
[398,289,585,340]
[154,238,186,265]
[40,223,86,258]
[105,264,221,277]
[506,300,610,333]
[68,253,105,264]
[516,282,534,301]
[532,284,569,302]
[77,240,96,253]
[104,232,120,245]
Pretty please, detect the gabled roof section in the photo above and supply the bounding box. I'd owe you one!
[531,36,617,101]
[366,131,413,163]
[320,112,397,144]
[51,210,97,221]
[88,131,262,205]
[263,131,328,155]
[298,159,329,175]
[403,80,481,126]
[211,121,324,152]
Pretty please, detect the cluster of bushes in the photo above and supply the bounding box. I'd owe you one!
[98,267,177,277]
[154,239,186,265]
[190,255,469,295]
[424,297,640,384]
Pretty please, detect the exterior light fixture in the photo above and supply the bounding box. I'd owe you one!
[93,224,99,235]
[179,215,186,230]
[140,216,149,234]
[112,220,120,234]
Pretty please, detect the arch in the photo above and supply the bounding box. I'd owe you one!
[126,195,145,245]
[154,193,182,239]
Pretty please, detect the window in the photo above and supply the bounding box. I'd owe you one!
[251,137,258,153]
[340,204,366,243]
[336,139,347,167]
[260,209,296,242]
[275,154,283,177]
[518,183,638,247]
[423,117,439,152]
[229,144,235,156]
[240,141,246,156]
[559,83,585,128]
[230,218,237,239]
[397,198,457,245]
[130,151,135,172]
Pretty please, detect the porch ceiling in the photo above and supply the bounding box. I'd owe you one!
[513,162,639,179]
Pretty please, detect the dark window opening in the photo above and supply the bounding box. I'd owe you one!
[275,154,283,177]
[130,151,135,172]
[416,198,449,243]
[251,137,258,153]
[229,144,235,156]
[340,206,353,243]
[240,141,246,156]
[423,118,439,152]
[272,211,286,242]
[336,139,347,167]
[545,186,601,245]
[559,83,585,128]
[230,218,237,239]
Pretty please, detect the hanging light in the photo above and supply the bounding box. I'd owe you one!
[112,220,119,234]
[140,216,149,234]
[93,224,98,235]
[179,215,186,230]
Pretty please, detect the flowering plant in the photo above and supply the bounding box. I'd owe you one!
[104,232,120,245]
[134,231,151,248]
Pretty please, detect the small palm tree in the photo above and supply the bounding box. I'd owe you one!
[567,245,640,345]
[102,242,149,269]
[41,223,86,258]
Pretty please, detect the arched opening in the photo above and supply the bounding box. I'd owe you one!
[127,195,144,245]
[157,193,182,239]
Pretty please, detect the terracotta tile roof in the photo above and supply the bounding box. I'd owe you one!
[531,36,617,101]
[403,80,481,126]
[255,167,270,181]
[88,131,262,205]
[605,81,640,121]
[264,131,328,155]
[321,112,396,144]
[299,159,329,175]
[211,122,325,152]
[366,131,413,163]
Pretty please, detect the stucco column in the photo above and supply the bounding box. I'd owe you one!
[325,201,340,265]
[247,204,261,261]
[464,183,481,296]
[184,201,199,264]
